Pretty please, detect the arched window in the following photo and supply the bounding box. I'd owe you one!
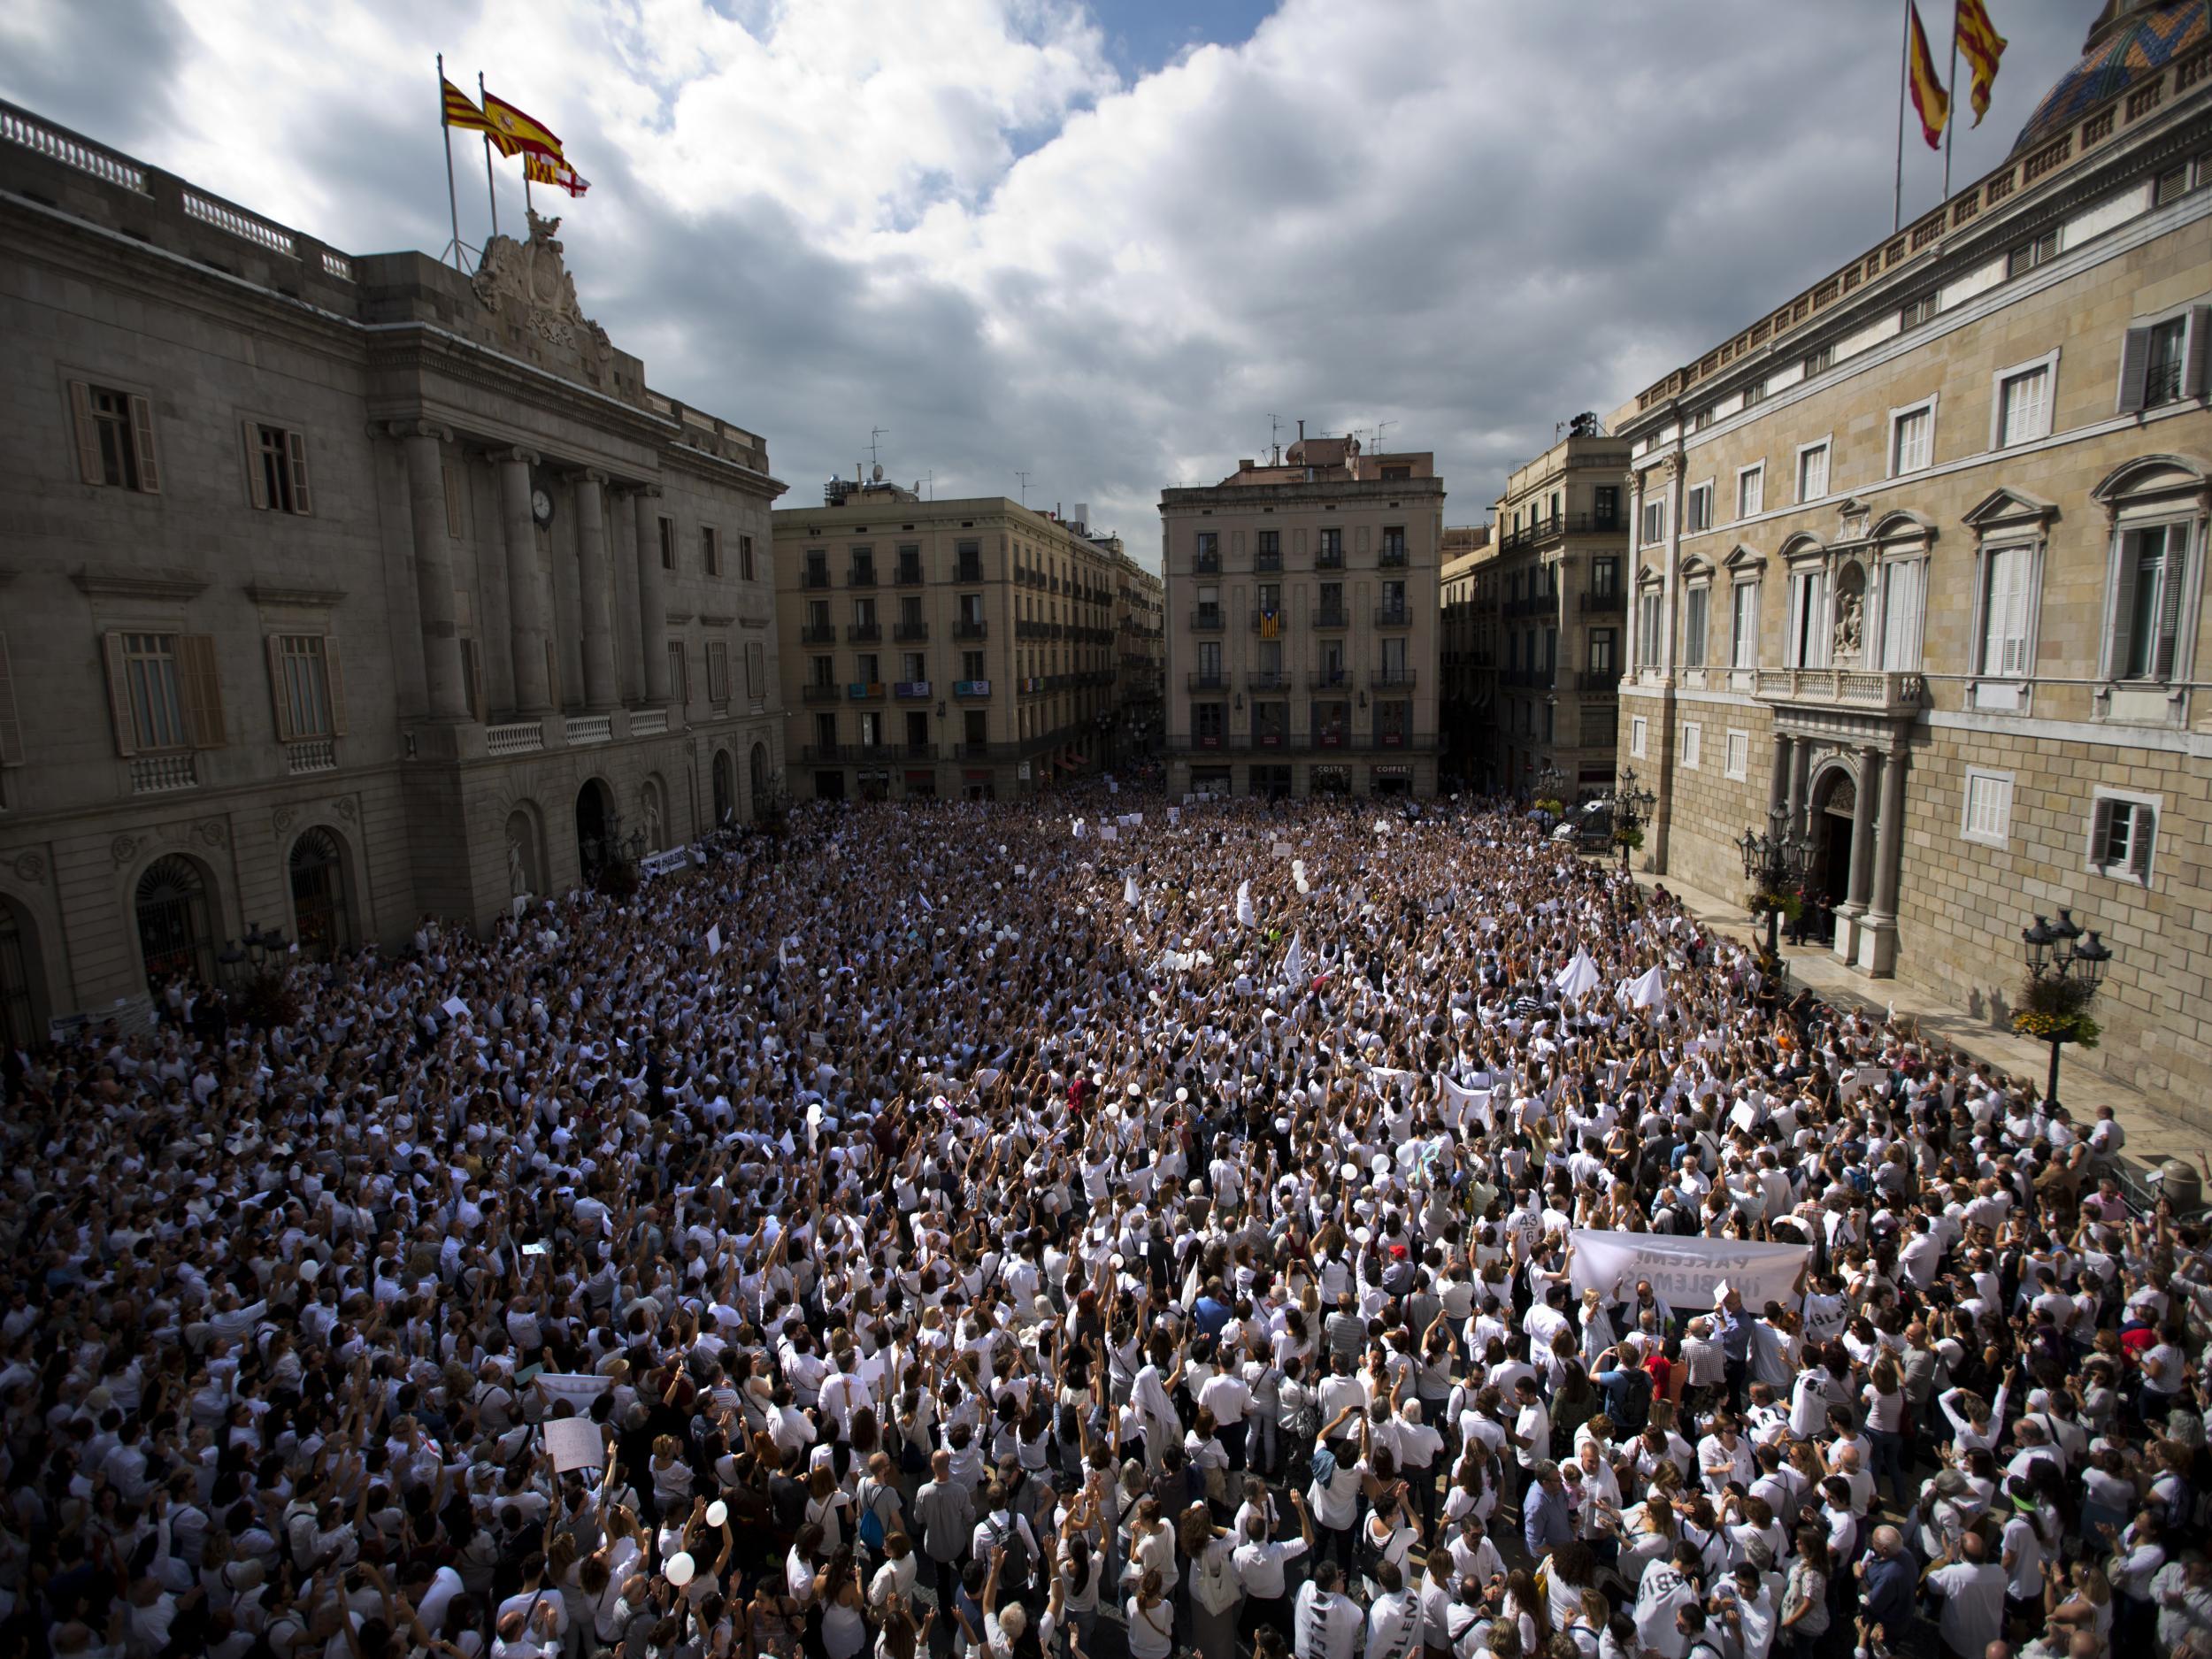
[288,828,352,960]
[135,856,214,990]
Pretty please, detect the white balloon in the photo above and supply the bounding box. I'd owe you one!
[664,1552,695,1587]
[705,1502,727,1528]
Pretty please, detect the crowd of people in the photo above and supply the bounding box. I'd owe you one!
[0,789,2205,1659]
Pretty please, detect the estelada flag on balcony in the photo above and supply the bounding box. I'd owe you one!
[524,152,591,198]
[442,78,500,137]
[1258,604,1280,640]
[1907,2,1950,149]
[1955,0,2007,126]
[480,88,565,162]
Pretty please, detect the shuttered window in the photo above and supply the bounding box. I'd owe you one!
[2110,523,2188,681]
[71,382,159,493]
[104,632,222,754]
[1978,545,2033,678]
[2090,796,2156,882]
[242,422,314,514]
[266,634,344,739]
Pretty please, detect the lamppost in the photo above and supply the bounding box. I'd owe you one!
[219,920,287,986]
[2018,908,2113,1109]
[1533,761,1566,809]
[1736,803,1814,959]
[1608,765,1657,873]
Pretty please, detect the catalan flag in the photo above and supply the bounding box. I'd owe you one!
[1955,0,2007,126]
[442,77,500,139]
[525,152,592,199]
[1907,1,1950,150]
[481,88,565,163]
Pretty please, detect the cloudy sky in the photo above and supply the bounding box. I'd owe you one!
[4,0,2089,561]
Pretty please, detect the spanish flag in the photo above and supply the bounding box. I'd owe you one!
[1907,2,1949,150]
[481,89,565,163]
[442,78,500,139]
[1955,0,2007,126]
[524,153,591,199]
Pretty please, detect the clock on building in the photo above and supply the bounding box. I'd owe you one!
[530,487,554,526]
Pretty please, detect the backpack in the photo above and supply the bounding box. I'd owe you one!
[1613,1367,1653,1433]
[985,1514,1032,1592]
[856,1479,891,1552]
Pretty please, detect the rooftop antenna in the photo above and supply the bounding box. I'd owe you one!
[919,470,934,501]
[1015,470,1031,507]
[868,426,889,474]
[1269,413,1285,465]
[1375,419,1396,449]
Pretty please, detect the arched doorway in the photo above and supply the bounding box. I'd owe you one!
[1809,767,1856,941]
[712,749,734,827]
[504,807,541,902]
[135,855,215,990]
[0,896,47,1049]
[288,827,353,960]
[575,779,613,877]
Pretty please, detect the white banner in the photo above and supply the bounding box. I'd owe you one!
[1567,1230,1809,1311]
[544,1417,608,1473]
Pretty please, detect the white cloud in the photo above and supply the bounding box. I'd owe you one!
[1,0,2091,557]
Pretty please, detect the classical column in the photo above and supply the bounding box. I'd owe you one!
[611,486,644,705]
[634,487,672,703]
[497,449,551,714]
[1768,732,1793,819]
[1844,747,1881,914]
[1787,737,1812,836]
[397,424,470,721]
[573,471,618,710]
[1858,742,1908,976]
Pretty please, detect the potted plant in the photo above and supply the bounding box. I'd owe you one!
[2010,973,2101,1050]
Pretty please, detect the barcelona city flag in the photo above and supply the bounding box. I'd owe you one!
[1955,0,2008,126]
[481,88,565,163]
[525,153,592,199]
[1907,1,1950,149]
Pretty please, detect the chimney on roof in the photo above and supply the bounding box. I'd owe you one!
[1297,420,1305,441]
[1239,459,1256,471]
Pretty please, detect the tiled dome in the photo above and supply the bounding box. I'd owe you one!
[2012,0,2208,154]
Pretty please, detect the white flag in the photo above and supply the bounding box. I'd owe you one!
[1283,932,1305,984]
[1125,875,1141,908]
[1236,880,1256,928]
[1622,964,1666,1010]
[1553,949,1600,1000]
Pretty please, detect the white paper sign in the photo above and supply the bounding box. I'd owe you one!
[1167,807,1181,825]
[441,996,469,1019]
[1273,841,1294,857]
[545,1417,608,1473]
[706,925,723,956]
[534,1372,612,1415]
[1099,825,1118,842]
[1566,1230,1809,1311]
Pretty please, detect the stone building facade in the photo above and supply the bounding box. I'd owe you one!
[770,487,1135,801]
[1489,428,1632,800]
[1162,434,1446,798]
[1611,3,2212,1110]
[0,103,784,1044]
[1438,526,1494,789]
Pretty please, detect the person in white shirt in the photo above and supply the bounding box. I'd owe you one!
[1295,1561,1367,1659]
[1234,1487,1313,1647]
[1924,1531,2007,1659]
[1365,1558,1421,1659]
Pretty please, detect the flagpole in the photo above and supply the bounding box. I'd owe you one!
[437,54,468,272]
[1894,0,1911,233]
[479,73,500,240]
[1943,0,1962,199]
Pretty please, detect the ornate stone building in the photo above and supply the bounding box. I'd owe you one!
[0,102,784,1043]
[1612,0,2212,1109]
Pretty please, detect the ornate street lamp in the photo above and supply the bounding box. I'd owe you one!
[1608,765,1657,873]
[2016,907,2113,1108]
[1736,802,1814,959]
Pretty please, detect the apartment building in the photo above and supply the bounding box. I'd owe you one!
[771,487,1126,800]
[0,102,783,1045]
[1161,433,1446,797]
[1439,526,1495,788]
[1490,426,1632,798]
[1613,0,2212,1109]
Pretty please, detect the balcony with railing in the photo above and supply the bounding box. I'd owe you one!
[895,562,924,587]
[956,560,983,583]
[846,565,877,588]
[630,709,669,736]
[1250,609,1290,634]
[800,623,836,645]
[1194,550,1222,574]
[894,620,928,641]
[1189,607,1225,632]
[1306,671,1356,691]
[1370,668,1417,688]
[846,621,881,642]
[1246,671,1293,693]
[802,682,843,703]
[1187,672,1228,692]
[486,720,545,756]
[1379,541,1409,568]
[129,752,197,794]
[1499,511,1624,552]
[1255,549,1283,572]
[803,568,830,589]
[1313,605,1348,630]
[1577,668,1621,692]
[955,618,988,639]
[565,714,613,745]
[1580,588,1626,614]
[952,679,992,698]
[286,737,337,774]
[1502,667,1555,689]
[1753,666,1926,716]
[1316,547,1344,570]
[847,681,887,701]
[1374,604,1410,628]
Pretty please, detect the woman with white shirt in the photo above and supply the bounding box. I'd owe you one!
[1124,1567,1176,1659]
